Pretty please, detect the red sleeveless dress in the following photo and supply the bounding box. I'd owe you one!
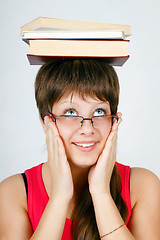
[25,162,132,239]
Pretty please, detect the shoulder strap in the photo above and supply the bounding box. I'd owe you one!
[21,173,28,200]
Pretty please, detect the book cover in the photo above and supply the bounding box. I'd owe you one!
[20,17,131,37]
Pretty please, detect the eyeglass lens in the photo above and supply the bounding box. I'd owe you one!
[56,115,113,128]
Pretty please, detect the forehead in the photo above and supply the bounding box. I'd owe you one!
[56,91,110,105]
[51,92,111,116]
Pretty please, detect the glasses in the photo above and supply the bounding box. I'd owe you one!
[48,111,118,129]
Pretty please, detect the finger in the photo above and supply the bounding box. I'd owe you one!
[56,135,67,162]
[100,118,119,158]
[45,118,67,165]
[112,112,122,128]
[45,116,63,160]
[44,116,59,136]
[109,112,122,139]
[96,114,122,166]
[46,125,58,161]
[98,133,117,170]
[103,131,117,158]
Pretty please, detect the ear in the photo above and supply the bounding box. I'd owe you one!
[39,114,46,134]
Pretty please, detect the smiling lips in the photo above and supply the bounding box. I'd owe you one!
[73,141,97,152]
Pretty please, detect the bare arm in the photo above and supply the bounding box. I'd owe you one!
[91,168,160,240]
[88,113,135,239]
[31,116,73,239]
[29,116,74,240]
[88,112,160,239]
[0,116,73,240]
[128,167,160,240]
[0,174,71,240]
[91,193,135,239]
[30,196,70,240]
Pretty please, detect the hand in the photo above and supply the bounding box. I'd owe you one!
[44,116,74,200]
[88,112,122,196]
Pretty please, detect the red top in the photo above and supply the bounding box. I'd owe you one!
[25,162,132,239]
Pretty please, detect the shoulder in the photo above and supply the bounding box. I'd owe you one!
[130,167,160,207]
[0,174,33,239]
[130,167,160,204]
[130,166,159,186]
[128,167,160,238]
[0,173,28,210]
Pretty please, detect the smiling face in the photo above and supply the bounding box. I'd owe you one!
[52,92,112,169]
[35,59,120,169]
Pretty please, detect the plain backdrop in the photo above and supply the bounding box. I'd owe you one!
[0,0,160,181]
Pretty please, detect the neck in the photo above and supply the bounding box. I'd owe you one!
[70,161,90,196]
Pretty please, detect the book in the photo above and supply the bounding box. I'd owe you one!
[28,39,129,56]
[20,17,131,37]
[26,39,129,66]
[22,29,126,42]
[27,55,129,66]
[21,17,131,66]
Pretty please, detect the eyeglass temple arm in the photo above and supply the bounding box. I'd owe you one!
[47,111,56,123]
[111,115,119,122]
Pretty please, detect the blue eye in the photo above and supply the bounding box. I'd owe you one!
[93,109,106,116]
[64,109,77,116]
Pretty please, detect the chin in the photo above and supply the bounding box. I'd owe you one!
[68,154,98,169]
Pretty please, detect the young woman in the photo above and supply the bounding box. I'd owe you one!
[0,59,160,240]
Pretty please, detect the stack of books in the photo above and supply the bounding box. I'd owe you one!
[20,17,131,66]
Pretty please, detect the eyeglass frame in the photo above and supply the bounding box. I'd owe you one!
[47,111,118,127]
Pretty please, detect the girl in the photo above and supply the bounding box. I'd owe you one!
[0,59,160,240]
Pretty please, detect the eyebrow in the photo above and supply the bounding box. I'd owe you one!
[59,100,110,105]
[58,101,78,106]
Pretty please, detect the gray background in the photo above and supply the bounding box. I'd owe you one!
[1,0,160,181]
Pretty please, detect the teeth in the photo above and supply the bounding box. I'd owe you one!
[75,143,95,148]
